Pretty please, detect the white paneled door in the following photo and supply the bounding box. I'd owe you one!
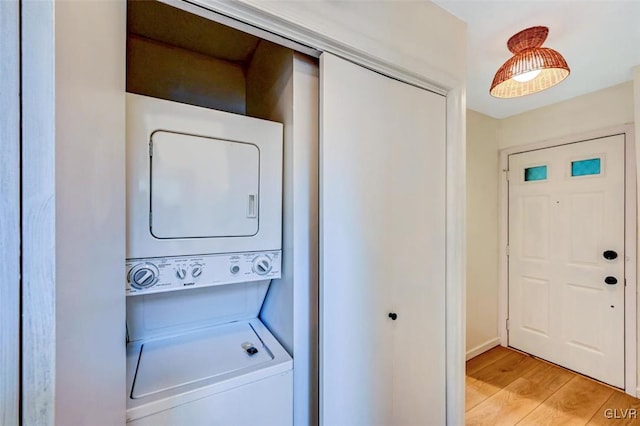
[508,135,625,388]
[320,53,446,425]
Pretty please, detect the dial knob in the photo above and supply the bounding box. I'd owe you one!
[230,264,241,274]
[129,263,159,289]
[176,267,187,279]
[191,264,203,278]
[252,255,273,275]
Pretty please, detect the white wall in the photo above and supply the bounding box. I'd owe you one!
[54,2,127,424]
[200,0,466,88]
[499,81,634,149]
[465,110,500,359]
[467,81,635,361]
[22,2,126,424]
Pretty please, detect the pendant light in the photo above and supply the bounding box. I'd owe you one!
[490,26,570,98]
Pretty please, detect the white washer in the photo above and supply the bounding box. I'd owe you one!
[125,271,293,425]
[126,319,292,426]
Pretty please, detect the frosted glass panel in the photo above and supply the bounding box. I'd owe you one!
[572,158,601,176]
[524,165,547,181]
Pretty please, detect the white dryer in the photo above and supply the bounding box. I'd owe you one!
[126,93,282,266]
[125,93,283,294]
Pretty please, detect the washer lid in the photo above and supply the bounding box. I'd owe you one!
[131,321,273,399]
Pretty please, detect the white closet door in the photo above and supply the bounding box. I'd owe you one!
[320,53,446,426]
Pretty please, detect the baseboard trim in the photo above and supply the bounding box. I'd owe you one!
[466,338,501,361]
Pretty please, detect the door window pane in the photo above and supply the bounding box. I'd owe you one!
[571,158,601,176]
[524,165,547,181]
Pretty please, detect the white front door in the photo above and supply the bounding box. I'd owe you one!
[508,135,625,388]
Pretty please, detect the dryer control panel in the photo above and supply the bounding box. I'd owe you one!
[126,250,281,296]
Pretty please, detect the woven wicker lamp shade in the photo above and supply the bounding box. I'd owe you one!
[490,26,570,98]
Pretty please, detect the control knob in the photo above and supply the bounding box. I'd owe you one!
[128,263,159,290]
[252,255,273,275]
[176,267,187,279]
[191,264,203,278]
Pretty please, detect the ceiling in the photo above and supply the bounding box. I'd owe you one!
[433,1,640,119]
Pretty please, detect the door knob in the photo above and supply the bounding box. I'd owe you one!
[605,276,618,285]
[388,312,398,321]
[603,250,618,260]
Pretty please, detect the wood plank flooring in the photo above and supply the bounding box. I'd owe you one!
[466,346,640,425]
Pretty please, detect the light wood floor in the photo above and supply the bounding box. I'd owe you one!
[466,346,640,425]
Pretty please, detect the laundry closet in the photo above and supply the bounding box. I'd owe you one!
[17,1,466,425]
[124,2,318,424]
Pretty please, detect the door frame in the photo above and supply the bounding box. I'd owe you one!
[1,0,21,424]
[498,124,637,396]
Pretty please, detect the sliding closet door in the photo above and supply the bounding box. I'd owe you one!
[0,1,20,424]
[320,53,446,426]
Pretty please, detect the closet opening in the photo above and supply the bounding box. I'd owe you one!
[125,1,319,424]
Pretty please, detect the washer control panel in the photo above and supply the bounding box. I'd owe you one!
[126,250,281,296]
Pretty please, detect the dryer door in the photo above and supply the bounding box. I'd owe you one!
[150,131,259,239]
[126,93,282,259]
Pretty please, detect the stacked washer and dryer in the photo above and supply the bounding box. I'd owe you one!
[124,94,292,425]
